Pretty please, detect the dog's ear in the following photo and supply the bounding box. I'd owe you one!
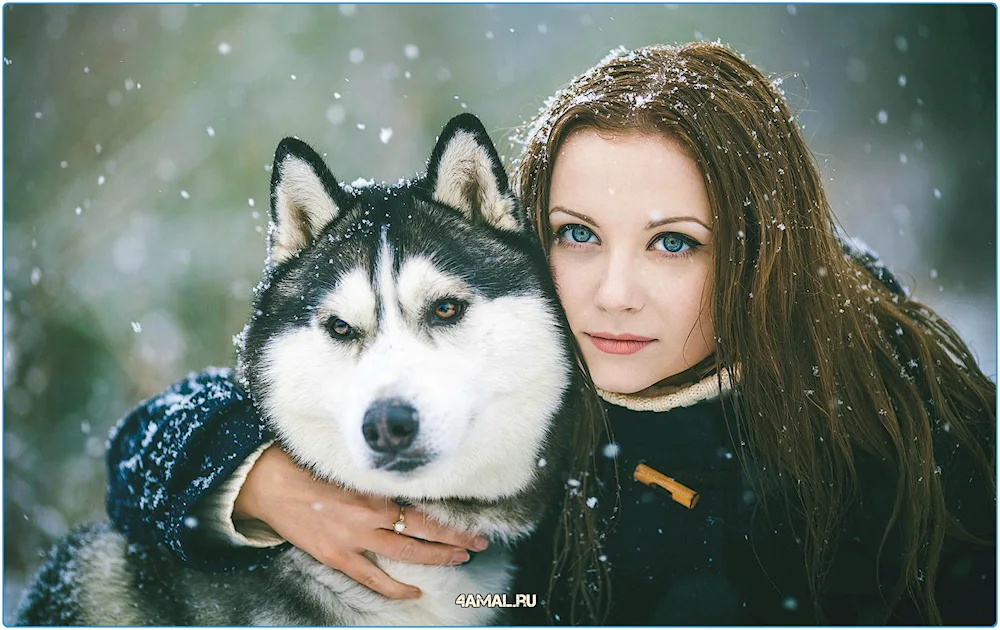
[424,114,524,232]
[268,138,346,264]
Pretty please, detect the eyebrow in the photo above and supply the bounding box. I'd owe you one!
[549,207,599,226]
[549,206,713,232]
[648,216,713,232]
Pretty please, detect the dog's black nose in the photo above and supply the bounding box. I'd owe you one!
[362,398,419,453]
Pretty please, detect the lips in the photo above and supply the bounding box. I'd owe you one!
[586,333,655,355]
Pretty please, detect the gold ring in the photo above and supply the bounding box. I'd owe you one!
[392,505,406,534]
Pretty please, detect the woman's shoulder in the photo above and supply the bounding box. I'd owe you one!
[836,233,908,297]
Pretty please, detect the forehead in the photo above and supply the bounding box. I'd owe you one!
[314,254,471,330]
[297,189,536,301]
[549,129,711,228]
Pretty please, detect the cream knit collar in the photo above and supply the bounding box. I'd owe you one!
[596,367,734,413]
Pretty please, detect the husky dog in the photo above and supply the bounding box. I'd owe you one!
[18,114,591,625]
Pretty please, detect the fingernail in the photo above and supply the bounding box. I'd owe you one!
[471,537,488,551]
[452,550,470,564]
[461,551,477,566]
[406,588,422,599]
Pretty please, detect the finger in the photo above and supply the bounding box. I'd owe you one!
[387,507,488,552]
[369,530,470,566]
[336,553,422,600]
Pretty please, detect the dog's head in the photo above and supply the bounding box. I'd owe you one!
[237,115,572,502]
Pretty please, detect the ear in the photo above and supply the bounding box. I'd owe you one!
[268,138,347,264]
[424,114,524,232]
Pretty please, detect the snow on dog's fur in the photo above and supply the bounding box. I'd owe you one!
[18,114,591,626]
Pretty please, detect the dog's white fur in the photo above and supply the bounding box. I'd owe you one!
[259,235,567,510]
[274,546,513,625]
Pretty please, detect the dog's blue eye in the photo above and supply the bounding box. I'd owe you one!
[327,318,355,338]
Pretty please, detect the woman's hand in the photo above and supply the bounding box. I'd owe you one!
[234,444,488,599]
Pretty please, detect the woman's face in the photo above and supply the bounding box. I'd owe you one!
[547,129,716,395]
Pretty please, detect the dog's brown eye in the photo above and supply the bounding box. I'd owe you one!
[327,318,354,338]
[432,300,464,322]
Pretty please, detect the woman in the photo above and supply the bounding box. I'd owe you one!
[106,42,995,625]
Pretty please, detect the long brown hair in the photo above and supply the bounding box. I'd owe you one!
[512,41,995,623]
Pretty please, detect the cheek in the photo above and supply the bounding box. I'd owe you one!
[687,268,716,348]
[696,268,715,315]
[699,279,717,348]
[656,262,714,322]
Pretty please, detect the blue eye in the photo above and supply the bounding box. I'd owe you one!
[654,233,699,254]
[557,224,599,244]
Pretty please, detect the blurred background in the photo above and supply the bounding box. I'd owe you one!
[2,3,996,620]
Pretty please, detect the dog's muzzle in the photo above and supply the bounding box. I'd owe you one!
[362,398,420,454]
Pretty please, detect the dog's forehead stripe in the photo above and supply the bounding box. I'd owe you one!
[376,232,403,331]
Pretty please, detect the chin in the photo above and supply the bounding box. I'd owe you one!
[588,365,659,395]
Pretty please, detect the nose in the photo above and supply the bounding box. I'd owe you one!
[593,251,644,312]
[362,398,420,453]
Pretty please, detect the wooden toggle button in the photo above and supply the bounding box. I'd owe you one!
[633,463,699,509]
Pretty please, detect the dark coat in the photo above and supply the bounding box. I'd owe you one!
[105,370,995,625]
[510,397,996,625]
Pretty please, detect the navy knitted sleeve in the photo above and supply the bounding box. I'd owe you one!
[105,367,288,572]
